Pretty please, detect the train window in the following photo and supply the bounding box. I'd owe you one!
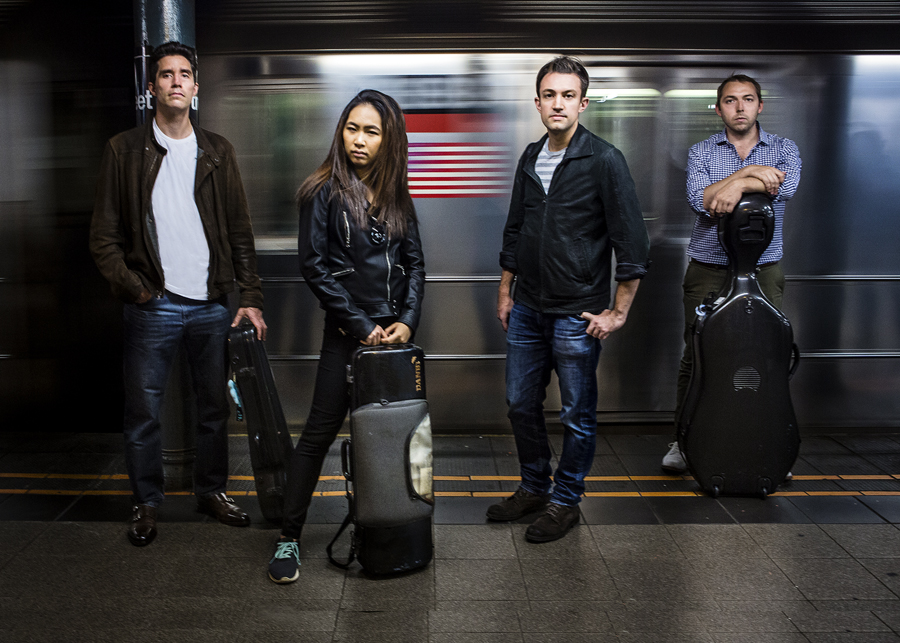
[581,87,661,224]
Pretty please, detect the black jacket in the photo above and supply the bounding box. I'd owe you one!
[298,181,425,340]
[500,124,650,314]
[90,117,263,308]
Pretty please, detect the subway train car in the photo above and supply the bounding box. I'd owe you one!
[0,1,898,433]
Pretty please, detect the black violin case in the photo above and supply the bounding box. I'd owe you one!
[227,321,294,523]
[677,193,800,497]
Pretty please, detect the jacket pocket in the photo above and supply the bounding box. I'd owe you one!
[575,238,592,284]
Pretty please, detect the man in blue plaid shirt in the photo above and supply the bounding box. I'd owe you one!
[662,74,802,473]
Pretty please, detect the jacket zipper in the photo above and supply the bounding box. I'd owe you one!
[384,233,392,308]
[144,152,165,298]
[342,211,351,248]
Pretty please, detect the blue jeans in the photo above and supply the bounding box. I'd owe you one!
[506,302,601,506]
[122,291,231,506]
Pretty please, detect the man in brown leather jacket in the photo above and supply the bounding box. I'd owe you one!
[89,41,266,547]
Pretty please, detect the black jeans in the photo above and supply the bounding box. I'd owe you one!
[280,318,394,540]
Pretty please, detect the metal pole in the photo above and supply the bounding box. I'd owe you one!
[133,0,196,125]
[133,0,198,491]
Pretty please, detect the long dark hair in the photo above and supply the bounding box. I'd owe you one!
[297,90,415,236]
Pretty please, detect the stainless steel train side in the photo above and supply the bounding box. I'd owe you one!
[1,8,899,432]
[194,52,900,430]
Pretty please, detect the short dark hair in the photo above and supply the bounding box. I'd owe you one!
[149,41,198,83]
[535,56,590,99]
[716,74,762,108]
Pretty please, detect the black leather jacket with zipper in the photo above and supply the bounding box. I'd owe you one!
[298,180,425,341]
[500,124,649,315]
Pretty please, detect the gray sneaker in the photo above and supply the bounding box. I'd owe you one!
[661,441,687,474]
[525,502,581,543]
[486,487,549,522]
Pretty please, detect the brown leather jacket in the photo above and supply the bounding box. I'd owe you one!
[89,118,264,309]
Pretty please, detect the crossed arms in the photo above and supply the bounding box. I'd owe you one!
[687,137,801,217]
[702,165,785,216]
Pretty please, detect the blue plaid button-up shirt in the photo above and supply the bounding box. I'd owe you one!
[685,125,801,265]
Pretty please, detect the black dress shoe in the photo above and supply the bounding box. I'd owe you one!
[128,504,158,547]
[524,502,580,543]
[197,492,251,526]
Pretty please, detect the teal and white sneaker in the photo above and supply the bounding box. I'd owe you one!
[268,539,300,584]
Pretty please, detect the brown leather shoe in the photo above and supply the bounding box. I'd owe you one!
[197,492,251,527]
[127,504,158,547]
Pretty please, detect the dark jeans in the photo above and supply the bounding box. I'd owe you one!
[281,319,394,540]
[122,291,231,507]
[505,302,601,506]
[675,260,786,421]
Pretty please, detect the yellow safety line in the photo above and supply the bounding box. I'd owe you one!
[3,472,897,484]
[3,488,900,498]
[839,475,894,480]
[45,474,98,480]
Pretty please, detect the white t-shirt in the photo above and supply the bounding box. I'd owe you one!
[151,118,210,300]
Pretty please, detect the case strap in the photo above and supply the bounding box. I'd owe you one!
[326,501,355,569]
[789,343,801,380]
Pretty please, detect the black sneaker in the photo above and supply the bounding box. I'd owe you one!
[268,539,300,584]
[486,487,549,522]
[525,502,580,543]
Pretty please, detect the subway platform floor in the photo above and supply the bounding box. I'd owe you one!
[1,429,899,642]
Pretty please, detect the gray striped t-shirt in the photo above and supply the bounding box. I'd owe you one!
[535,139,566,193]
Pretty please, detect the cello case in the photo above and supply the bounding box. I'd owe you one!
[677,193,800,498]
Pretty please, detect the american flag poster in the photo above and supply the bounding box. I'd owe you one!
[404,112,513,199]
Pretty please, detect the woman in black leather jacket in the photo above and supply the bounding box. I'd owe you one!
[267,90,425,584]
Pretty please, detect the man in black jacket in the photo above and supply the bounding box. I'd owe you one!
[90,42,266,546]
[489,56,650,542]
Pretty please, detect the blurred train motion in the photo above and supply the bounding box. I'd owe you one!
[1,1,899,432]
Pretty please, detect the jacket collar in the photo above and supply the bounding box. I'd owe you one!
[529,123,593,163]
[525,124,592,189]
[142,114,221,166]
